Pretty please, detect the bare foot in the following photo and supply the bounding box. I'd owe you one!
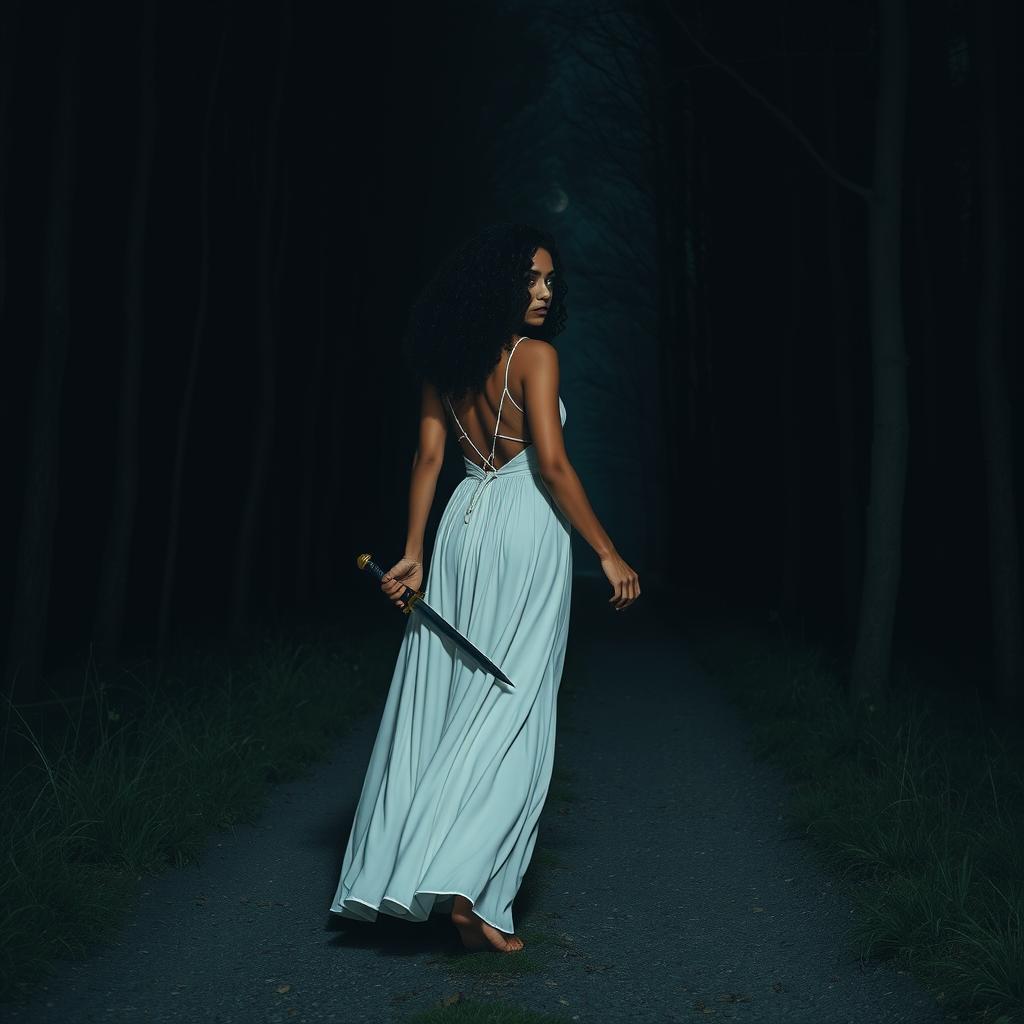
[451,895,525,953]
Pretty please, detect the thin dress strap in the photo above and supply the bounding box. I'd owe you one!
[445,336,529,522]
[494,335,528,442]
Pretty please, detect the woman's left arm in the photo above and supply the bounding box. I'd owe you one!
[402,379,447,562]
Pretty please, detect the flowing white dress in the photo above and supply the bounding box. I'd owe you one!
[329,337,572,933]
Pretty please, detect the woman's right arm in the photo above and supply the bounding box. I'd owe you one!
[523,341,640,610]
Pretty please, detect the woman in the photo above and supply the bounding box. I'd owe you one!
[329,223,640,954]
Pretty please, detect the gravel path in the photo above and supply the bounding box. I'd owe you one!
[5,580,945,1023]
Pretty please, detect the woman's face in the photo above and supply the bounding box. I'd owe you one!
[523,247,555,328]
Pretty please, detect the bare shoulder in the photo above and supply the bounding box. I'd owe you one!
[518,336,557,355]
[515,338,560,407]
[517,337,559,374]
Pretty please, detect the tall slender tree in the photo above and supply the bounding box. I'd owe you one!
[314,260,355,602]
[266,159,291,623]
[778,13,805,625]
[5,6,82,700]
[93,0,159,657]
[294,195,328,606]
[823,9,861,646]
[973,0,1023,709]
[0,0,23,318]
[156,3,229,659]
[664,0,908,700]
[848,0,910,702]
[229,0,292,637]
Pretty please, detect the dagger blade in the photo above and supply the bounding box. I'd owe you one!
[412,598,516,688]
[356,552,515,688]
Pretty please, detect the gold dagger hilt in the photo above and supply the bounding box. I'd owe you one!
[356,552,425,615]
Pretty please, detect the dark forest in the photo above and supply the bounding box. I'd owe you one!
[2,0,1022,1020]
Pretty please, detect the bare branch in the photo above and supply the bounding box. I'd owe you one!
[661,0,872,201]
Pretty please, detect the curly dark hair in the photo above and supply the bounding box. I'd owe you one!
[401,222,569,404]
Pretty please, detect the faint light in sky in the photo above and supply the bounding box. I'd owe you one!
[545,186,569,213]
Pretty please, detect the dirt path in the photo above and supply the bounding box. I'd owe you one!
[6,581,945,1023]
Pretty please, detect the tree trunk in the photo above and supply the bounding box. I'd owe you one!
[4,7,81,701]
[912,180,940,474]
[295,203,328,606]
[678,71,702,583]
[850,0,910,703]
[779,29,804,625]
[93,0,158,658]
[650,84,679,594]
[823,11,861,648]
[974,0,1023,708]
[662,0,910,690]
[266,161,291,624]
[156,5,228,659]
[694,110,720,524]
[314,266,351,601]
[0,0,23,316]
[778,187,803,625]
[229,0,291,638]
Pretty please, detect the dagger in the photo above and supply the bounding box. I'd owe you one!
[356,553,515,688]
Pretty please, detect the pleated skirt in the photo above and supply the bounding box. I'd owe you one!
[329,443,573,933]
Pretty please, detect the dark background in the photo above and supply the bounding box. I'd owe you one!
[2,0,1020,702]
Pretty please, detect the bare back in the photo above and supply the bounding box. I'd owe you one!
[444,336,541,473]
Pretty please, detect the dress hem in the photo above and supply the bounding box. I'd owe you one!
[330,890,510,932]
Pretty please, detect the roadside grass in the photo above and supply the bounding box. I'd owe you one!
[684,613,1024,1024]
[404,995,575,1024]
[1,587,592,1022]
[0,607,398,1006]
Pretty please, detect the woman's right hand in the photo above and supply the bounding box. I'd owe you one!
[600,551,640,611]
